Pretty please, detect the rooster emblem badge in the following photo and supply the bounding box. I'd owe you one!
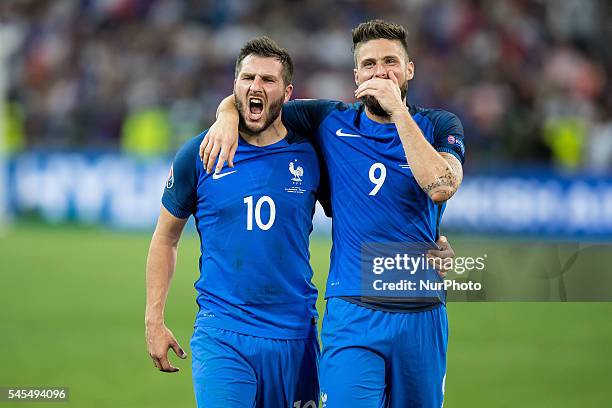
[289,160,303,182]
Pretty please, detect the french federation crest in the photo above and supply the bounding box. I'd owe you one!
[285,159,306,194]
[289,159,303,182]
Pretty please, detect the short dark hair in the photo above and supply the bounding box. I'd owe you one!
[352,19,410,63]
[235,36,293,85]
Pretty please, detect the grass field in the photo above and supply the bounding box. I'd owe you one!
[1,223,612,407]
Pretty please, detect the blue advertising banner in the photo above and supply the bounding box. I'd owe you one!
[443,172,612,238]
[5,153,169,229]
[3,153,612,238]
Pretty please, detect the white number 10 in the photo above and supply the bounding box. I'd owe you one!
[244,195,276,230]
[368,163,387,196]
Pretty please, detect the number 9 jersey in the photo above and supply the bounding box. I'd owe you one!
[281,100,465,303]
[162,130,330,339]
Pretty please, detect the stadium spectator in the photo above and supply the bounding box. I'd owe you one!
[2,0,610,169]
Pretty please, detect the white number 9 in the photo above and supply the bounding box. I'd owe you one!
[368,163,387,196]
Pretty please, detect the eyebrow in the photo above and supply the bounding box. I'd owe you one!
[360,55,399,65]
[240,72,279,81]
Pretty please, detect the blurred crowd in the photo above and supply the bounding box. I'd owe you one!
[1,0,611,170]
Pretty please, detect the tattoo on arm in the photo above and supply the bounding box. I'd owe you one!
[443,153,464,185]
[423,170,457,196]
[423,153,463,199]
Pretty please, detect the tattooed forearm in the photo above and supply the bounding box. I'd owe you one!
[443,153,464,185]
[392,111,464,203]
[422,153,463,203]
[423,169,458,197]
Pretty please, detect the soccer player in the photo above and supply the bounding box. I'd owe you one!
[145,37,327,408]
[201,20,464,408]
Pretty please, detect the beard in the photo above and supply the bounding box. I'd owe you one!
[360,80,409,118]
[236,94,284,137]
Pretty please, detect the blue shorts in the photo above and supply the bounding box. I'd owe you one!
[190,326,320,408]
[320,298,448,408]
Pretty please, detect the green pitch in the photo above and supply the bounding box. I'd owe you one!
[1,224,611,407]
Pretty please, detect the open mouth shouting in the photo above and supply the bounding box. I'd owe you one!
[247,96,265,121]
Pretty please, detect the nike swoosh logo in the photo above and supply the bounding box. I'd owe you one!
[212,170,237,180]
[335,128,361,138]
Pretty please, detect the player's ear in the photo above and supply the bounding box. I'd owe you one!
[406,60,415,81]
[284,83,293,102]
[353,48,361,85]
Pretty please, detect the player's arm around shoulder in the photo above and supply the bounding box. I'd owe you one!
[199,95,342,174]
[200,95,240,174]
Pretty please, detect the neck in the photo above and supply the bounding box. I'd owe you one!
[364,108,393,124]
[240,117,287,147]
[364,98,408,124]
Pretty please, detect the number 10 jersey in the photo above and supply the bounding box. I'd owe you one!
[162,129,328,339]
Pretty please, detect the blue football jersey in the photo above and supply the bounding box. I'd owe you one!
[282,100,465,304]
[162,129,325,339]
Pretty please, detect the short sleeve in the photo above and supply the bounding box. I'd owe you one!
[282,99,341,137]
[161,134,204,218]
[431,111,466,164]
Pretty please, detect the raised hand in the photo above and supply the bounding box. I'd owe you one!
[354,71,405,117]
